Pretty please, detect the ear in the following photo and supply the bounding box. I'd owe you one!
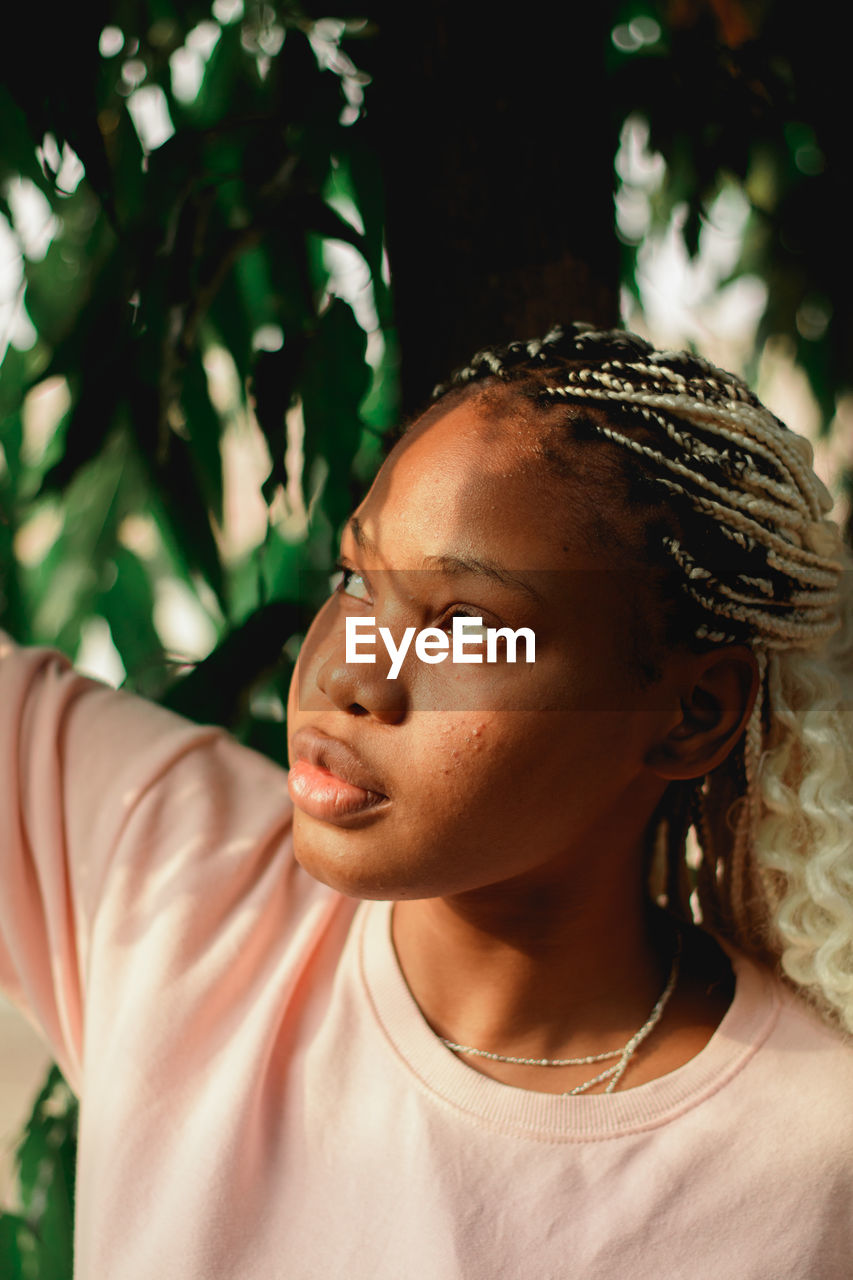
[645,646,759,781]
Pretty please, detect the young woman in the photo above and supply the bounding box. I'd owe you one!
[1,323,852,1278]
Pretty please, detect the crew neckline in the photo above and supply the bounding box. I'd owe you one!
[358,898,780,1140]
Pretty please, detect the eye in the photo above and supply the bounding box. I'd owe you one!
[331,561,371,602]
[440,608,490,638]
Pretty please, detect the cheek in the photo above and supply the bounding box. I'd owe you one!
[389,715,570,891]
[414,706,639,826]
[286,600,337,717]
[405,713,548,837]
[402,716,514,845]
[433,717,490,782]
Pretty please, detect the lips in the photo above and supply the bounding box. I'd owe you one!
[288,727,389,822]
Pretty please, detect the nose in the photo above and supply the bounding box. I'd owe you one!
[316,656,407,722]
[294,606,408,724]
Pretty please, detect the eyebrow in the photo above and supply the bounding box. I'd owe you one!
[347,516,545,604]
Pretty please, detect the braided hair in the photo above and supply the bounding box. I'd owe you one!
[431,322,853,1032]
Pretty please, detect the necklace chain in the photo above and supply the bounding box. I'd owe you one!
[440,935,682,1096]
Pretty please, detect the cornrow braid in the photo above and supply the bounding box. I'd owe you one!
[432,323,853,1029]
[433,322,841,656]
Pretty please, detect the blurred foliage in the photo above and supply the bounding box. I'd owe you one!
[610,0,852,428]
[0,0,394,731]
[0,1069,76,1279]
[0,1,391,1270]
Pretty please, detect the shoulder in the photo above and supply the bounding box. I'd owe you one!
[766,972,853,1081]
[735,943,853,1067]
[727,948,853,1152]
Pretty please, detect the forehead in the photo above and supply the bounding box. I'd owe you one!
[349,397,669,686]
[355,398,632,572]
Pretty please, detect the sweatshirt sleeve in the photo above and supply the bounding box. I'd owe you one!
[0,631,295,1093]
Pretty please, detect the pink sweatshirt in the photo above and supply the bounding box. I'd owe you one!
[1,636,852,1278]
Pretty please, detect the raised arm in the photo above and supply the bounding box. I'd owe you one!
[0,632,297,1092]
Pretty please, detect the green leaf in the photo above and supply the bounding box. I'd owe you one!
[252,337,309,500]
[14,1066,77,1280]
[96,546,165,683]
[28,433,131,651]
[299,298,370,530]
[182,354,225,525]
[163,598,306,728]
[0,1213,29,1279]
[335,142,391,324]
[0,87,53,194]
[191,22,251,131]
[150,432,228,613]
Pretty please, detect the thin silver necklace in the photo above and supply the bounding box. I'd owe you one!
[440,935,682,1096]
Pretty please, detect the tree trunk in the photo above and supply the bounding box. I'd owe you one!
[370,2,622,414]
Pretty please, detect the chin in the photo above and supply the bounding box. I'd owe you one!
[292,818,407,901]
[291,814,446,902]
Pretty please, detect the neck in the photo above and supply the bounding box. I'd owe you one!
[392,855,672,1062]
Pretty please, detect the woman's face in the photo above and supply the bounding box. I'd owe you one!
[286,398,682,903]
